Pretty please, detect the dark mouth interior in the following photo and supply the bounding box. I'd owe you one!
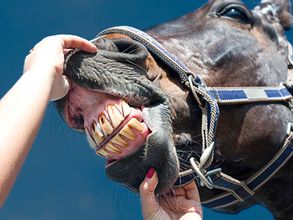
[106,158,117,165]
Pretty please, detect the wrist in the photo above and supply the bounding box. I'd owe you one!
[23,67,69,101]
[24,64,57,78]
[22,66,56,100]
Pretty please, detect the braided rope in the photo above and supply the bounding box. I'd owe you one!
[178,77,220,186]
[188,76,219,167]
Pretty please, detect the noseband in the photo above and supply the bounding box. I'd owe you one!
[96,26,293,211]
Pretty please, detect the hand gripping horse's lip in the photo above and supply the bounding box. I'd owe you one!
[85,101,151,164]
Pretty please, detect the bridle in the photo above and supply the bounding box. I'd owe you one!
[96,26,293,211]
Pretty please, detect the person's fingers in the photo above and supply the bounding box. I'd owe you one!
[59,35,97,52]
[172,187,185,197]
[183,181,203,218]
[139,168,158,199]
[161,182,196,198]
[139,169,160,215]
[184,181,200,201]
[140,169,172,220]
[183,180,196,191]
[50,75,70,101]
[63,49,73,54]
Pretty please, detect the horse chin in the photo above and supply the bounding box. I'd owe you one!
[104,103,180,193]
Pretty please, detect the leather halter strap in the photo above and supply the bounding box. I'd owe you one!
[207,86,292,104]
[202,129,293,210]
[96,26,293,211]
[97,26,195,85]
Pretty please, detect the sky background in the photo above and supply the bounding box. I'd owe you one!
[0,0,292,219]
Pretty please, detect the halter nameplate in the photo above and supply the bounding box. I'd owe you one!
[207,86,293,104]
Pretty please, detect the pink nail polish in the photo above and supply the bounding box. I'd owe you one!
[146,168,155,179]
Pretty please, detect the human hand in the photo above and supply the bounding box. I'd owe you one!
[23,35,97,101]
[139,168,203,220]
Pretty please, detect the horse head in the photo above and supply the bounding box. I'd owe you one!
[56,0,293,219]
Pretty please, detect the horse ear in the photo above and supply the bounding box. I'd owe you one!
[255,0,293,30]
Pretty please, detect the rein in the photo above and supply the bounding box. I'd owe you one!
[96,26,293,211]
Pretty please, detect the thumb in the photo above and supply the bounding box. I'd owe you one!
[139,168,160,218]
[50,75,70,101]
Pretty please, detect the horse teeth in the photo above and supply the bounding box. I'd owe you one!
[107,104,125,128]
[105,143,121,154]
[98,113,114,135]
[128,118,144,132]
[110,135,128,147]
[96,148,111,158]
[92,124,105,145]
[119,124,136,141]
[121,101,131,117]
[94,121,104,135]
[116,101,123,115]
[85,128,96,149]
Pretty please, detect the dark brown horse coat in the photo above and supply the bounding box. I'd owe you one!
[56,0,293,219]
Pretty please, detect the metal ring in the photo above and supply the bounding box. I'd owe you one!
[188,75,204,109]
[190,157,214,189]
[206,168,222,176]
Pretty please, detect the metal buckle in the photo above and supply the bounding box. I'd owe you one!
[287,123,293,136]
[190,157,222,189]
[287,42,293,69]
[188,75,206,108]
[193,75,206,87]
[287,99,293,113]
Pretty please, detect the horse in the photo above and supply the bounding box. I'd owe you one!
[56,0,293,219]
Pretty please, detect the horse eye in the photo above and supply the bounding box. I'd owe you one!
[219,6,250,23]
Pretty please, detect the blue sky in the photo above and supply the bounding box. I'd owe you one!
[0,0,291,219]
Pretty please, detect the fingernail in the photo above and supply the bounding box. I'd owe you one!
[91,43,97,50]
[146,168,155,179]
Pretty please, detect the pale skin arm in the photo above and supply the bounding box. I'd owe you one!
[0,35,97,208]
[140,169,203,220]
[0,34,202,219]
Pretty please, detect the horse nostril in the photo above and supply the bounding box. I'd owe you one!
[98,38,149,64]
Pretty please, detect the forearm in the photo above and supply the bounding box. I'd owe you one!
[0,68,54,207]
